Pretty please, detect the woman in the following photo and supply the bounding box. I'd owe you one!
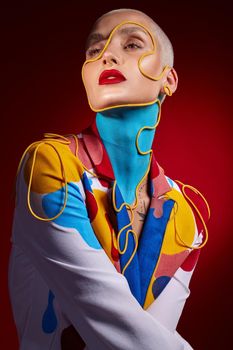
[8,8,210,350]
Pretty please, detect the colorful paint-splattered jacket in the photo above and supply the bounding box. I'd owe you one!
[8,120,209,350]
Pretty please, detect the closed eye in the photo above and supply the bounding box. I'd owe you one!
[86,37,145,58]
[86,47,102,58]
[124,42,143,50]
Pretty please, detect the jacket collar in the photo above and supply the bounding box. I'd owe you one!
[82,119,115,181]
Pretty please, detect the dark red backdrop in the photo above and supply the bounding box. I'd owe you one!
[1,1,232,349]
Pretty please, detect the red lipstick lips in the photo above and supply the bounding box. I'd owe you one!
[99,69,126,85]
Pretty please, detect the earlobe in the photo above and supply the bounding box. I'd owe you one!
[163,84,173,96]
[162,68,178,97]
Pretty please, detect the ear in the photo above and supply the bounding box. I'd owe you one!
[160,67,178,97]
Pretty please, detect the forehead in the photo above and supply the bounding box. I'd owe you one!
[86,11,156,48]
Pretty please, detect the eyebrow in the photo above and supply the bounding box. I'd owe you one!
[85,26,149,50]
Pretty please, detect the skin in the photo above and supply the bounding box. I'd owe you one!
[127,176,151,240]
[82,10,178,238]
[82,10,178,111]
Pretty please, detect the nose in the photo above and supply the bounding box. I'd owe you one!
[101,45,120,66]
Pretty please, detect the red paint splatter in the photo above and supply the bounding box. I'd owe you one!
[155,250,189,278]
[85,190,98,222]
[181,249,201,272]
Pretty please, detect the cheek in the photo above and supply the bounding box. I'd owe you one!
[83,63,98,86]
[129,72,161,102]
[139,53,163,78]
[128,66,158,92]
[82,64,99,98]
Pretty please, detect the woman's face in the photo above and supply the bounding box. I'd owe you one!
[82,11,165,112]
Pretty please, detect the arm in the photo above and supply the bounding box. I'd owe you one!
[148,175,208,348]
[13,143,187,350]
[145,250,200,350]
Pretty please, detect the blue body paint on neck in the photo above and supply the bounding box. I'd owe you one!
[96,102,159,204]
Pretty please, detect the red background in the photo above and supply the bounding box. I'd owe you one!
[1,1,232,348]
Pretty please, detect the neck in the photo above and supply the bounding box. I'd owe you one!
[96,102,159,205]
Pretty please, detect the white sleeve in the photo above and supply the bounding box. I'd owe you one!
[146,262,197,350]
[12,161,188,350]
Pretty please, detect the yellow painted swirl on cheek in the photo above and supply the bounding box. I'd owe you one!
[81,20,171,112]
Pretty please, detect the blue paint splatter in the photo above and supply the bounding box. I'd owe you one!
[152,276,171,299]
[42,290,57,333]
[42,182,102,249]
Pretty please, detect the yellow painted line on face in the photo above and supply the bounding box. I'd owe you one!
[81,20,171,112]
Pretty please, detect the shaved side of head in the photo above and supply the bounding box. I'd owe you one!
[93,8,174,67]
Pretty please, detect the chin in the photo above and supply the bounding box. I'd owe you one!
[90,96,128,111]
[89,94,155,111]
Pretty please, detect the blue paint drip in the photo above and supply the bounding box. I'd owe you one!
[42,290,57,333]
